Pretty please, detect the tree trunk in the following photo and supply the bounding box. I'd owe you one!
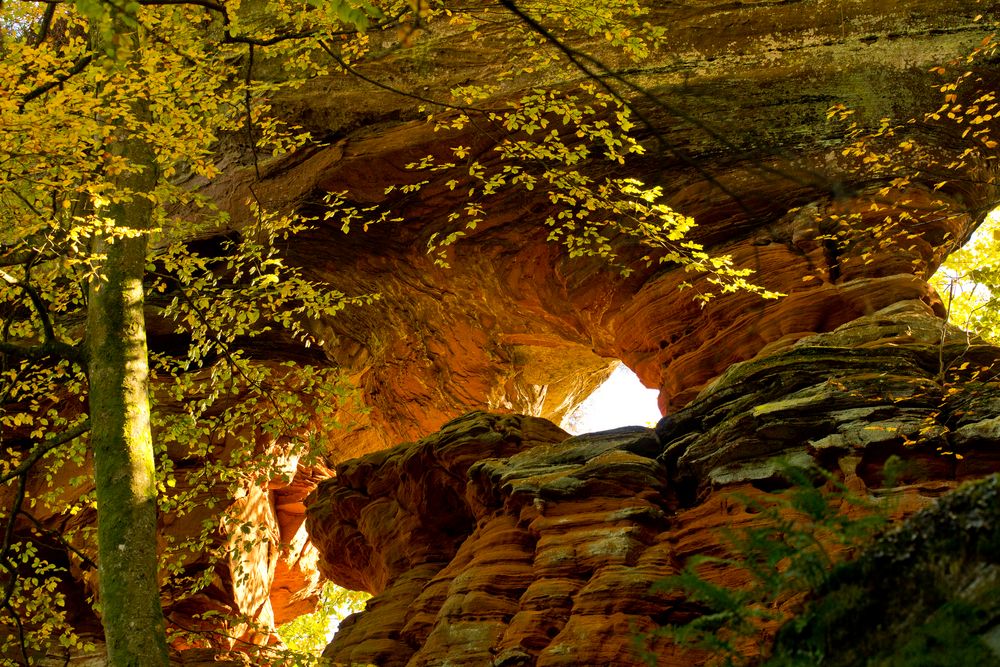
[85,16,169,667]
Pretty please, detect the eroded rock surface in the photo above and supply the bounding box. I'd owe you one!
[769,472,1000,665]
[309,302,1000,665]
[148,1,1000,653]
[177,1,998,654]
[209,0,994,453]
[8,1,1000,662]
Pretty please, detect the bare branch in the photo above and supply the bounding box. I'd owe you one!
[0,472,30,666]
[2,599,30,667]
[0,339,82,363]
[0,474,26,567]
[0,248,43,268]
[31,3,56,46]
[224,28,320,47]
[318,40,487,114]
[497,0,846,206]
[243,43,260,180]
[138,0,226,12]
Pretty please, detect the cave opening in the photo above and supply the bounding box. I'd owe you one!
[560,362,661,435]
[930,207,1000,338]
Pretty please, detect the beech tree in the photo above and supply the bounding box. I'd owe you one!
[1,1,371,662]
[85,9,165,661]
[0,0,777,664]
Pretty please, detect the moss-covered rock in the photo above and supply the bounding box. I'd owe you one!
[768,474,1000,666]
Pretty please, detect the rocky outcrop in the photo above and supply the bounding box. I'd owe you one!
[285,6,1000,656]
[157,1,999,651]
[308,302,1000,665]
[7,1,1000,662]
[770,472,1000,665]
[180,3,1000,653]
[213,0,995,453]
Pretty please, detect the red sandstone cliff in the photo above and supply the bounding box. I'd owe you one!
[5,1,1000,664]
[308,302,1000,665]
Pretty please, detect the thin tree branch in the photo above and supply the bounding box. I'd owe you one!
[224,28,321,47]
[17,511,97,571]
[497,0,760,216]
[497,0,849,206]
[31,3,57,46]
[138,0,226,12]
[0,419,90,486]
[157,274,297,435]
[167,614,305,657]
[0,268,56,345]
[243,43,260,181]
[0,339,82,363]
[19,55,93,110]
[318,40,488,114]
[0,248,46,268]
[0,473,30,666]
[3,599,30,667]
[0,474,27,567]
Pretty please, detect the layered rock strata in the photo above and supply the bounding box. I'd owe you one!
[7,1,1000,661]
[309,301,1000,665]
[212,0,995,454]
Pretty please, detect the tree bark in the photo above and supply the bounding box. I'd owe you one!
[85,15,169,667]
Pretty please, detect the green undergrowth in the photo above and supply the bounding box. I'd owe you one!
[767,472,1000,667]
[638,462,1000,666]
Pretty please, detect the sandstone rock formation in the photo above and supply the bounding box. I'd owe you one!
[7,0,1000,664]
[308,301,1000,665]
[219,0,993,457]
[769,471,1000,665]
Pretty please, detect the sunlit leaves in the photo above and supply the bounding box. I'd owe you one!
[277,581,371,660]
[0,0,382,656]
[402,81,776,298]
[0,540,97,661]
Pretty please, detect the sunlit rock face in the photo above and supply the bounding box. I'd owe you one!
[203,0,994,459]
[197,0,996,658]
[308,302,1000,665]
[169,2,1000,648]
[10,1,1000,663]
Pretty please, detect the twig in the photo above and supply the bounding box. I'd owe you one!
[19,55,93,111]
[318,40,488,114]
[0,475,30,666]
[17,511,97,571]
[160,276,297,435]
[0,268,56,345]
[243,44,260,181]
[497,0,849,206]
[0,474,27,570]
[497,0,760,216]
[0,339,81,364]
[0,420,90,486]
[4,600,30,666]
[31,3,56,46]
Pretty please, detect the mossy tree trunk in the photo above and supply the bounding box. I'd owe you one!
[84,11,169,666]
